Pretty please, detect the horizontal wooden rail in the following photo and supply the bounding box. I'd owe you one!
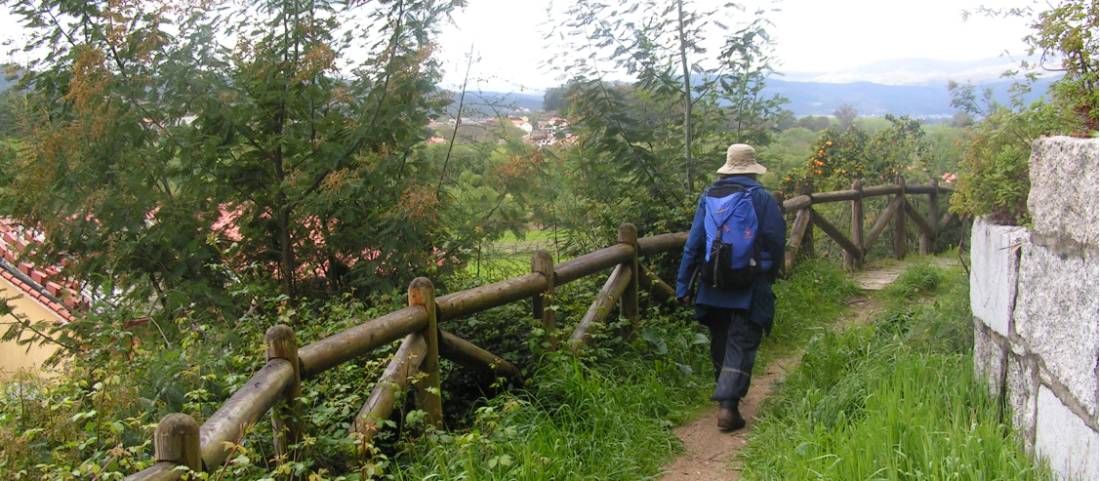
[810,189,860,203]
[781,182,952,212]
[437,273,547,321]
[440,330,522,381]
[554,243,634,284]
[860,184,902,197]
[199,359,295,469]
[300,307,427,377]
[637,232,688,256]
[783,194,811,211]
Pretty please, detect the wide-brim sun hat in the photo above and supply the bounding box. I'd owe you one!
[716,143,767,175]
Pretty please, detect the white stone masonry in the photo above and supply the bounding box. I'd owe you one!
[971,136,1099,481]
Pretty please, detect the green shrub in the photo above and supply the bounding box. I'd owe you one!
[948,104,1054,225]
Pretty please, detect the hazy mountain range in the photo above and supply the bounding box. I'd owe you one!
[452,57,1056,118]
[781,57,1037,86]
[761,76,1054,117]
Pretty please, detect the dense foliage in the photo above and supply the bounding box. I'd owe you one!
[950,0,1098,224]
[0,0,476,320]
[777,114,942,194]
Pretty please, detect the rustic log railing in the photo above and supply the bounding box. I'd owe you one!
[782,177,954,272]
[124,179,954,480]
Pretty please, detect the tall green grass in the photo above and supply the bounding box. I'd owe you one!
[385,322,713,481]
[377,259,856,481]
[740,260,1053,481]
[763,258,859,362]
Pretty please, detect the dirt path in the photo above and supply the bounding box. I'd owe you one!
[657,265,909,481]
[659,352,802,481]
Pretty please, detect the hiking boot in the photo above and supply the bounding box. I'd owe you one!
[717,406,746,432]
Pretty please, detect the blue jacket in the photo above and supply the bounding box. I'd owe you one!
[675,176,786,327]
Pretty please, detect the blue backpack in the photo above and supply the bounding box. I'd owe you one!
[701,184,760,289]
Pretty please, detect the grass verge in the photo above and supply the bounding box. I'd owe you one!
[740,260,1054,481]
[380,259,855,481]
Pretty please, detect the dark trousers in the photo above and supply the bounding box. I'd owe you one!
[695,306,764,407]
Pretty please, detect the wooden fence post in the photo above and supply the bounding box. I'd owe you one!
[154,413,202,473]
[894,176,906,259]
[265,324,302,461]
[531,250,556,349]
[784,208,812,274]
[923,177,939,255]
[618,223,639,333]
[800,183,814,259]
[845,179,864,270]
[408,277,443,428]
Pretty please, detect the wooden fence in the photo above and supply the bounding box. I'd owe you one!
[124,179,953,480]
[781,177,956,271]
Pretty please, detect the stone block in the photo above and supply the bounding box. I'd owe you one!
[1028,137,1099,250]
[1006,353,1038,446]
[1035,386,1099,481]
[1014,242,1099,419]
[970,218,1028,336]
[973,320,1007,399]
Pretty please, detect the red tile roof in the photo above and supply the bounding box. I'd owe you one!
[0,219,86,323]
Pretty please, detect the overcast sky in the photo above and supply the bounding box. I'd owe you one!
[437,0,1034,92]
[0,0,1036,93]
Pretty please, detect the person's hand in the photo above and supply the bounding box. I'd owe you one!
[677,296,693,307]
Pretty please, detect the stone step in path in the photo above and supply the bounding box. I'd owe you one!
[854,257,960,291]
[853,265,906,291]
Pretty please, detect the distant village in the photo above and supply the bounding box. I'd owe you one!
[427,113,576,148]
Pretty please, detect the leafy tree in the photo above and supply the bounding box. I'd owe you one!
[0,0,463,321]
[950,0,1098,224]
[797,115,832,132]
[543,0,786,245]
[783,115,934,193]
[950,111,974,128]
[717,15,789,147]
[863,115,933,181]
[833,104,858,131]
[973,0,1098,130]
[543,85,570,112]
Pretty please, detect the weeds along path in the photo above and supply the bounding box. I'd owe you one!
[657,263,911,481]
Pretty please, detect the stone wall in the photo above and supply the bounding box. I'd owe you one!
[971,136,1098,481]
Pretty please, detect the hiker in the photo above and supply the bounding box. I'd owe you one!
[674,143,786,432]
